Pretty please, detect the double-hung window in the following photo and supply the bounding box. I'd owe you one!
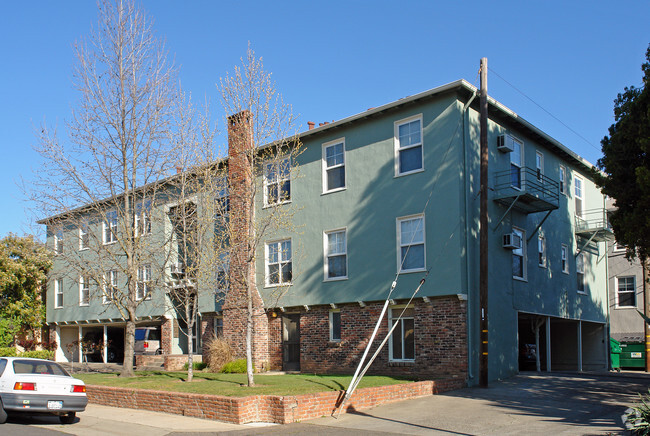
[79,223,89,250]
[512,227,526,280]
[559,165,566,195]
[323,139,346,192]
[104,211,118,244]
[54,231,63,255]
[215,178,230,217]
[136,264,152,300]
[324,229,347,280]
[395,115,423,176]
[214,316,224,338]
[266,239,292,286]
[389,306,415,361]
[616,276,636,307]
[79,276,90,306]
[397,215,425,272]
[103,270,118,304]
[264,158,291,205]
[510,138,523,189]
[576,253,586,293]
[55,278,64,308]
[329,310,341,342]
[134,201,151,236]
[536,151,544,181]
[538,234,546,267]
[561,244,569,273]
[574,175,584,218]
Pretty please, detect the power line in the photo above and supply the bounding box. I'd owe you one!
[488,67,601,154]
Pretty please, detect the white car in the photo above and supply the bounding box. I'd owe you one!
[0,357,88,424]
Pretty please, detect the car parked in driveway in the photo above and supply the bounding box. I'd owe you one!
[0,357,88,424]
[134,327,162,355]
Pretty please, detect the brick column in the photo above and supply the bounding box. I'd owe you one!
[161,317,173,355]
[223,111,270,371]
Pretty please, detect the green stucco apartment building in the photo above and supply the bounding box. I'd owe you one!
[43,79,613,384]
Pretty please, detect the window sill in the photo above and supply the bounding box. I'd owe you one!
[322,187,346,195]
[103,241,117,246]
[576,290,588,295]
[54,306,63,309]
[389,360,415,366]
[324,276,348,282]
[562,270,570,275]
[327,341,342,348]
[614,306,637,310]
[399,268,426,274]
[395,168,424,178]
[263,200,292,209]
[79,304,89,307]
[264,282,292,289]
[79,248,89,252]
[513,276,527,282]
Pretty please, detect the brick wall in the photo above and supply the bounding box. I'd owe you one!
[164,354,202,371]
[86,377,465,424]
[161,317,173,354]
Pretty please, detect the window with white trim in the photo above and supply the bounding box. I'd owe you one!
[576,252,585,293]
[264,158,291,205]
[55,278,64,308]
[389,306,414,361]
[512,227,526,279]
[324,229,347,280]
[136,264,152,300]
[214,316,224,338]
[329,310,341,342]
[561,244,569,274]
[510,138,523,189]
[559,165,566,195]
[395,115,423,176]
[134,201,151,236]
[79,223,89,250]
[54,231,63,255]
[616,276,636,307]
[397,215,425,272]
[103,211,118,244]
[538,234,546,267]
[536,151,544,181]
[79,276,90,306]
[323,139,346,192]
[614,241,626,252]
[574,175,584,218]
[103,270,118,304]
[266,239,292,286]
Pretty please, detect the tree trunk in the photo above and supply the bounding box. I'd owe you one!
[121,309,136,377]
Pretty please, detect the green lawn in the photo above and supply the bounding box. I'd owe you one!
[76,371,415,397]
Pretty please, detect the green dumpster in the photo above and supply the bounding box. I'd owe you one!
[610,338,621,371]
[620,342,646,369]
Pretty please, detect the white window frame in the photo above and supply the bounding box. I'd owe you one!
[324,228,348,281]
[510,137,524,189]
[263,157,291,206]
[536,151,544,181]
[55,278,64,309]
[616,276,636,308]
[394,114,424,177]
[512,227,526,280]
[136,264,152,300]
[54,231,63,255]
[559,165,566,195]
[329,310,341,342]
[134,202,151,237]
[574,175,584,218]
[614,241,626,253]
[103,211,118,244]
[103,270,118,304]
[388,305,415,362]
[79,224,89,251]
[397,214,426,273]
[322,138,346,193]
[538,233,546,268]
[561,244,569,274]
[576,252,586,294]
[265,239,292,287]
[79,276,90,307]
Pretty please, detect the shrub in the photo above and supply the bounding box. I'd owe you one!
[205,336,233,372]
[0,318,18,348]
[0,347,17,357]
[183,361,207,371]
[20,350,54,360]
[623,389,650,435]
[220,358,251,374]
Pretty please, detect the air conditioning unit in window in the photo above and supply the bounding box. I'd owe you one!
[170,262,184,275]
[503,233,523,250]
[497,134,515,153]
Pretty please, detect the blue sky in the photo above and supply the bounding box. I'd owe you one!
[1,1,648,238]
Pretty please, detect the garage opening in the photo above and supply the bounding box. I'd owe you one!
[518,313,548,371]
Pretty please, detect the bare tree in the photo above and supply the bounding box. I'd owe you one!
[31,0,186,377]
[219,45,302,387]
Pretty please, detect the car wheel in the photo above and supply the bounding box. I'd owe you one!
[0,399,7,424]
[108,350,116,362]
[155,348,162,355]
[59,412,76,424]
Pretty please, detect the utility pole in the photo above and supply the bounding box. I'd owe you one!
[479,57,489,387]
[644,262,650,372]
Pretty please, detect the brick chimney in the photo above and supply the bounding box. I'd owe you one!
[223,110,269,370]
[307,121,315,130]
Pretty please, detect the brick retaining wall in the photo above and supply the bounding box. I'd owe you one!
[86,376,465,424]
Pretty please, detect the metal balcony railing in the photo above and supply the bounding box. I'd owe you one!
[493,167,560,214]
[575,208,615,243]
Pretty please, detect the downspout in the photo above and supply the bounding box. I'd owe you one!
[462,91,478,381]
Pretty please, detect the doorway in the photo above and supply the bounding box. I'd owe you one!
[282,314,300,371]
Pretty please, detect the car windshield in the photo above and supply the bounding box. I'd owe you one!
[13,360,70,376]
